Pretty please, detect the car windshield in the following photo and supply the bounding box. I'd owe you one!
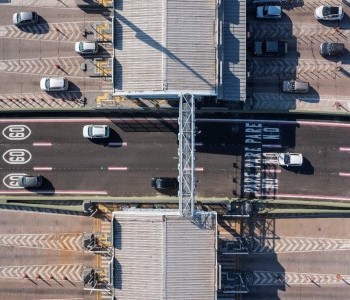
[88,127,93,136]
[322,7,331,16]
[289,81,295,91]
[284,155,291,165]
[17,14,22,22]
[79,42,84,52]
[45,79,50,89]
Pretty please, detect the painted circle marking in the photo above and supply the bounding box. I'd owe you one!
[2,125,31,141]
[2,149,32,165]
[3,173,26,189]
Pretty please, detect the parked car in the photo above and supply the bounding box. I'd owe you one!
[320,42,345,56]
[278,153,303,167]
[12,11,38,26]
[17,175,43,188]
[282,80,309,93]
[40,77,68,92]
[256,5,282,19]
[83,125,110,139]
[151,177,178,190]
[253,40,288,57]
[75,41,99,54]
[314,5,344,20]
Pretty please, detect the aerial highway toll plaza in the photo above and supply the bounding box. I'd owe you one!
[0,0,350,300]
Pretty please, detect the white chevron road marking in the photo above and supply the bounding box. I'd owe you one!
[0,264,83,281]
[252,236,350,253]
[0,57,83,76]
[253,271,350,286]
[0,233,83,251]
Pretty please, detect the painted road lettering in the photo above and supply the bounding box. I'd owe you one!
[243,123,280,196]
[2,149,32,165]
[2,125,31,141]
[3,173,26,189]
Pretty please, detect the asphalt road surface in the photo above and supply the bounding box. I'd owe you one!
[0,117,349,200]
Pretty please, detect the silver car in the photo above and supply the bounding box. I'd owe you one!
[75,41,98,54]
[13,11,38,26]
[17,175,43,188]
[256,6,282,19]
[40,77,68,92]
[83,125,110,139]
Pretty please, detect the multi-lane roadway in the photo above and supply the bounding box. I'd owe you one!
[0,117,349,200]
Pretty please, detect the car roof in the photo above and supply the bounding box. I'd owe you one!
[49,78,65,88]
[81,42,97,50]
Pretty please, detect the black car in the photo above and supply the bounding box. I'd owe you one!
[253,40,288,57]
[151,177,178,189]
[320,42,345,56]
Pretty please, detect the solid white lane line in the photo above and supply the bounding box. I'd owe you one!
[339,172,350,177]
[108,167,128,171]
[270,193,350,201]
[108,142,128,147]
[33,167,52,171]
[33,142,52,146]
[195,142,203,146]
[339,147,350,152]
[0,190,107,195]
[195,167,204,172]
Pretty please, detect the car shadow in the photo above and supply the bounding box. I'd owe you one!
[18,15,49,34]
[87,129,124,147]
[281,157,314,175]
[28,176,55,195]
[154,188,178,197]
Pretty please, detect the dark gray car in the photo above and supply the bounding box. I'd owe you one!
[320,42,345,56]
[151,177,178,190]
[17,175,43,188]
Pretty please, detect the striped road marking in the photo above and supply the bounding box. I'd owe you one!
[33,142,52,147]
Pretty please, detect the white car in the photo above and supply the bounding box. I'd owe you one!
[75,41,98,54]
[278,153,303,167]
[314,5,344,20]
[256,6,282,19]
[40,77,68,92]
[83,125,110,139]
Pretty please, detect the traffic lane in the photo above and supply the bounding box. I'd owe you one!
[293,125,350,147]
[0,169,180,196]
[0,246,94,270]
[0,118,178,143]
[0,139,179,170]
[0,5,105,26]
[196,170,238,198]
[0,39,85,60]
[0,210,94,235]
[0,279,94,300]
